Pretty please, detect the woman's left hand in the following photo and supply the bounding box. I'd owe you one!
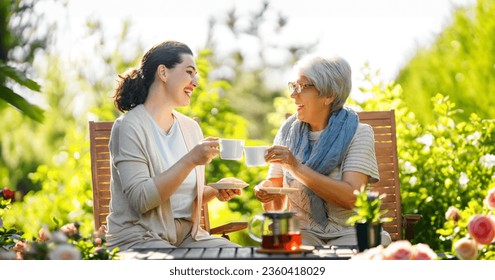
[264,145,299,170]
[216,189,241,202]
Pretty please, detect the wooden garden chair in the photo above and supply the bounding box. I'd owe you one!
[357,110,420,241]
[89,121,247,239]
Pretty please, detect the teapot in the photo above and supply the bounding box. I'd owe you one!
[248,211,301,250]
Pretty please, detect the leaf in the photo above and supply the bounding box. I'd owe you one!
[0,85,44,122]
[0,63,41,92]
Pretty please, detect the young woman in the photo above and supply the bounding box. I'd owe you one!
[106,40,240,251]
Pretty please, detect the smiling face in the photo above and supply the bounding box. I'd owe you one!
[291,74,333,131]
[163,54,198,107]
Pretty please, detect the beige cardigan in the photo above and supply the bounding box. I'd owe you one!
[106,104,211,250]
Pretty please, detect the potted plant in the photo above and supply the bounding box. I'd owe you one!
[347,185,392,252]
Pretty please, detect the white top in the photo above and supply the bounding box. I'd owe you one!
[267,123,380,239]
[148,115,196,219]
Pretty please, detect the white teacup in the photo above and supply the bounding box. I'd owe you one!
[220,139,245,160]
[244,146,269,166]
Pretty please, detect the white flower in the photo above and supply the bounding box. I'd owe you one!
[48,244,81,260]
[409,176,417,186]
[479,154,495,169]
[417,134,434,151]
[466,131,481,146]
[403,161,417,174]
[51,231,68,244]
[459,172,469,188]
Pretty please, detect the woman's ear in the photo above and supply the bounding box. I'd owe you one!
[324,95,335,106]
[157,64,167,82]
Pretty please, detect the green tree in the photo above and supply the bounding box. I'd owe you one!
[0,0,56,122]
[0,0,58,191]
[204,0,317,142]
[396,0,495,125]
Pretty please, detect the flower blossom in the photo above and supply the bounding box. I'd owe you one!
[38,227,51,242]
[409,176,417,186]
[466,131,481,146]
[351,241,437,260]
[48,244,81,260]
[60,223,79,238]
[410,243,438,260]
[0,187,15,201]
[458,172,469,188]
[351,245,385,260]
[480,154,495,169]
[382,240,413,260]
[445,206,461,222]
[484,188,495,209]
[454,238,478,260]
[417,134,434,151]
[403,161,417,174]
[468,214,495,245]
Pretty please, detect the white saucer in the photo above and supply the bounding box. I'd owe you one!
[208,182,249,190]
[259,187,299,194]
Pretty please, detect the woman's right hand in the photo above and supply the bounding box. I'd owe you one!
[188,137,220,165]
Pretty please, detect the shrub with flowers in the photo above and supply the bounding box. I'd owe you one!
[351,240,438,260]
[437,187,495,260]
[352,73,495,251]
[0,187,119,260]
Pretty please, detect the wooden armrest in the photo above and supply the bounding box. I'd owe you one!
[403,214,421,241]
[209,222,248,236]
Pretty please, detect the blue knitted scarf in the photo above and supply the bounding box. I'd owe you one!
[275,107,359,228]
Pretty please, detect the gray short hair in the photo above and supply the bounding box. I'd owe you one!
[294,55,352,112]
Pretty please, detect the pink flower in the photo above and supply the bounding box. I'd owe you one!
[383,240,413,260]
[351,245,386,260]
[38,227,51,242]
[468,214,495,245]
[454,237,478,260]
[48,244,81,260]
[93,224,107,239]
[60,223,79,238]
[484,188,495,209]
[410,243,437,260]
[445,206,461,222]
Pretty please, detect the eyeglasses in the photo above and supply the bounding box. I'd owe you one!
[288,82,315,94]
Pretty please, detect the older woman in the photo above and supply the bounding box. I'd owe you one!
[254,55,391,247]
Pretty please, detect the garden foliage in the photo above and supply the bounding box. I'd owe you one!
[353,70,495,252]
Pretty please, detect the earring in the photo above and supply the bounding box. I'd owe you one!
[324,101,330,106]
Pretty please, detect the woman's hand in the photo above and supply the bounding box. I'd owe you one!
[264,145,299,171]
[254,180,280,203]
[216,189,241,202]
[188,137,220,166]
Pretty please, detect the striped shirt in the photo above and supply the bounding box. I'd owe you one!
[267,123,379,238]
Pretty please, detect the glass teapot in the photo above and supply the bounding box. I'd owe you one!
[248,211,301,250]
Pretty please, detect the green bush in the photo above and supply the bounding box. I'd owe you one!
[353,72,495,251]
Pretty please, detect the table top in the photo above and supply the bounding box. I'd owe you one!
[117,246,357,260]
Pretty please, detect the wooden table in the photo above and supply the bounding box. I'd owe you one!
[117,246,357,260]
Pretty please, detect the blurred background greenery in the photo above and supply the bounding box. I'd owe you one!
[1,0,494,251]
